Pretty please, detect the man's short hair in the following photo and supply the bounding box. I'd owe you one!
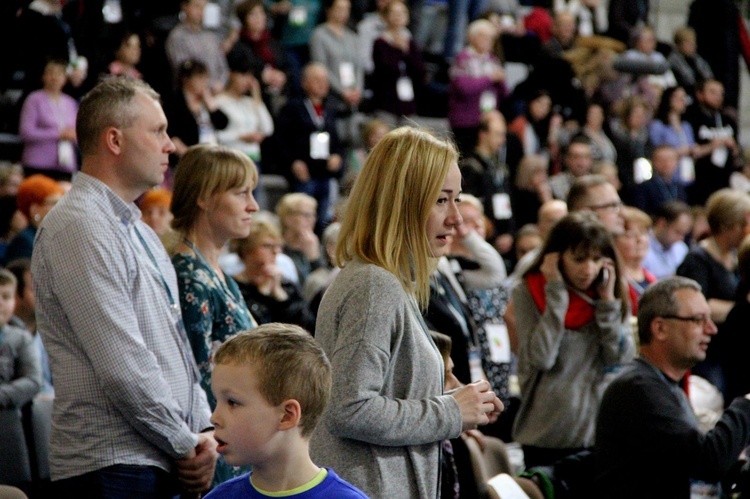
[567,174,610,211]
[653,200,691,225]
[0,268,17,291]
[637,277,702,345]
[213,323,332,437]
[76,76,160,155]
[563,134,592,157]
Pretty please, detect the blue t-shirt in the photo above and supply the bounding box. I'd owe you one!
[204,468,368,499]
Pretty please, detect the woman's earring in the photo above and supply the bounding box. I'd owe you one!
[34,213,41,222]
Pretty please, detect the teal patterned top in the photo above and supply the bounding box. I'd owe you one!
[173,252,257,409]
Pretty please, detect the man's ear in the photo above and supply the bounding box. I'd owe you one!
[651,317,669,342]
[104,127,123,155]
[278,399,302,431]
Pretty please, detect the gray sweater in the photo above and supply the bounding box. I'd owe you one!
[311,259,463,498]
[512,279,634,448]
[0,324,42,409]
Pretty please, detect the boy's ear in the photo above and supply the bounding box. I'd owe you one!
[278,399,302,431]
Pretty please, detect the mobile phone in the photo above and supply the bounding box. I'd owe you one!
[599,268,609,285]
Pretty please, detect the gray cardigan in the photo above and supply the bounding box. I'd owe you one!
[512,279,634,448]
[311,259,463,498]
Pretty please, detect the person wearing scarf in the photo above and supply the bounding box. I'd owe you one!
[512,212,634,468]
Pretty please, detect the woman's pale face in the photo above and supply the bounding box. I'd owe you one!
[616,222,649,264]
[327,0,350,24]
[670,88,687,114]
[283,203,316,233]
[117,34,141,65]
[42,63,67,92]
[529,95,551,121]
[246,5,267,33]
[458,203,486,239]
[426,163,463,257]
[469,28,494,54]
[204,182,259,242]
[244,235,282,269]
[586,105,604,130]
[560,247,605,292]
[386,2,409,29]
[184,73,210,95]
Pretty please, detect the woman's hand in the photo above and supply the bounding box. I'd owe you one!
[452,380,504,431]
[540,252,562,283]
[597,257,617,301]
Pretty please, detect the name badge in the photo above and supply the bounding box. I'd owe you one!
[679,156,695,184]
[711,146,728,167]
[492,193,512,220]
[485,324,511,363]
[310,132,330,160]
[468,346,484,382]
[102,0,123,23]
[203,2,221,29]
[396,76,414,102]
[289,6,308,26]
[488,474,529,499]
[198,124,218,145]
[339,62,356,88]
[480,90,497,112]
[58,140,76,168]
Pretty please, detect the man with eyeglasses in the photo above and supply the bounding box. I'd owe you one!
[567,174,625,235]
[593,276,750,498]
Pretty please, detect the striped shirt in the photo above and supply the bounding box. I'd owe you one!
[32,173,212,481]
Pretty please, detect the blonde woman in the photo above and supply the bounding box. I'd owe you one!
[170,145,259,483]
[276,193,325,284]
[310,127,503,498]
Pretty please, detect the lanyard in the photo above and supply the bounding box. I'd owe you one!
[134,226,177,308]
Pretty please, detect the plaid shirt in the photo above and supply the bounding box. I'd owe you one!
[32,173,211,481]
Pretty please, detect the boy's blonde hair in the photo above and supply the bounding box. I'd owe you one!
[214,323,332,437]
[336,127,458,308]
[0,268,17,290]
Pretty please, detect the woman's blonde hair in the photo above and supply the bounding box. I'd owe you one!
[336,127,458,308]
[236,218,282,258]
[706,188,750,235]
[171,144,258,233]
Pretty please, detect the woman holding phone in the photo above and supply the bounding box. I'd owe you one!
[512,212,634,468]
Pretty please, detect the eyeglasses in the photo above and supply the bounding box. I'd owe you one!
[659,314,711,327]
[587,201,622,213]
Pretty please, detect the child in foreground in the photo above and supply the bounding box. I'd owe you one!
[205,323,368,499]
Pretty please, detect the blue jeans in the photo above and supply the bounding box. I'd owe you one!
[51,464,179,499]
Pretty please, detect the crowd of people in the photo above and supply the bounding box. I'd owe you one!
[3,0,750,498]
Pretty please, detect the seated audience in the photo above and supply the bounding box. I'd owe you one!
[512,154,552,229]
[234,219,315,332]
[106,30,143,80]
[19,59,79,181]
[594,277,750,498]
[275,193,325,285]
[513,212,633,468]
[0,268,41,410]
[549,135,594,201]
[610,95,651,201]
[310,0,364,113]
[228,0,289,114]
[648,86,696,185]
[205,324,367,498]
[632,145,688,215]
[667,26,713,98]
[165,60,229,159]
[677,189,750,392]
[137,188,174,239]
[448,19,507,155]
[5,175,63,266]
[303,222,341,318]
[275,64,344,229]
[370,1,425,125]
[616,206,656,314]
[165,0,229,93]
[720,235,750,402]
[642,200,692,280]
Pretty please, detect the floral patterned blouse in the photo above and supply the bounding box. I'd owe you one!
[173,252,256,409]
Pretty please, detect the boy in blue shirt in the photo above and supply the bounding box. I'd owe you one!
[206,323,367,498]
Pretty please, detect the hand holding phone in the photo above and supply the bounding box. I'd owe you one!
[541,252,562,283]
[597,258,616,300]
